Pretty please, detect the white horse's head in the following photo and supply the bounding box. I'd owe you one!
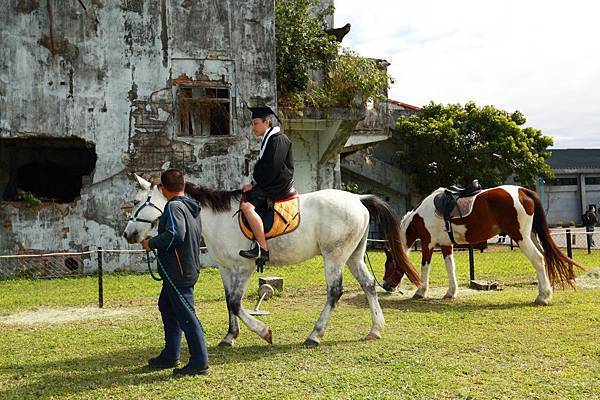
[122,174,167,244]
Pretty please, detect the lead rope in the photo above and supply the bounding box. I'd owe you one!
[365,247,405,295]
[364,249,386,290]
[146,250,205,333]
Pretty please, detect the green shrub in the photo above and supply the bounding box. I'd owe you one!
[275,0,392,110]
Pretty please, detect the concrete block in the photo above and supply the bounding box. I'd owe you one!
[469,280,502,291]
[259,276,283,292]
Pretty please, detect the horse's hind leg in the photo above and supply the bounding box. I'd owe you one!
[304,256,345,348]
[346,251,385,340]
[519,236,552,305]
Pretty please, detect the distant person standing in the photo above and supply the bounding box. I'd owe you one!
[582,205,597,248]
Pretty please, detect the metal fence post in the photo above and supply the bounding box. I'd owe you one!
[566,229,573,259]
[587,228,592,254]
[97,247,104,308]
[468,245,475,281]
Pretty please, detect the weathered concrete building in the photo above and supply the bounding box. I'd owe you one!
[1,0,388,272]
[341,100,420,218]
[1,0,277,268]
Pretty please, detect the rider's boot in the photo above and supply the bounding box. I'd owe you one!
[239,243,269,262]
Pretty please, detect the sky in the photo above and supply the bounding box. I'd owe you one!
[335,0,600,149]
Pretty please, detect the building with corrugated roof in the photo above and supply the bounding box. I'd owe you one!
[537,149,600,225]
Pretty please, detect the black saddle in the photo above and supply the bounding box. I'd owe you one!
[445,180,483,197]
[433,180,483,244]
[434,180,482,218]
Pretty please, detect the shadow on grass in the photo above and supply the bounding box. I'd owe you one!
[0,338,364,398]
[342,292,534,313]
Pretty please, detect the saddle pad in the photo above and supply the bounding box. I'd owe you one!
[434,191,481,220]
[239,194,301,240]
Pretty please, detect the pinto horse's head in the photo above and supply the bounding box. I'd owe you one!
[382,247,405,292]
[122,174,167,244]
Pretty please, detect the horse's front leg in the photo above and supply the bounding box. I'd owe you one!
[413,244,432,299]
[220,265,272,345]
[218,267,240,347]
[441,245,458,299]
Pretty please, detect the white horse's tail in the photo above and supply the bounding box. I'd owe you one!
[360,195,422,286]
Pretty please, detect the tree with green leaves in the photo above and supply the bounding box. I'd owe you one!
[275,0,391,109]
[275,0,338,96]
[394,101,554,195]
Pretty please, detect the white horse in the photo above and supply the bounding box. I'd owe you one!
[123,175,421,347]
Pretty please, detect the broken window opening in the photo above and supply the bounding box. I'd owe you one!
[0,137,97,203]
[177,84,231,137]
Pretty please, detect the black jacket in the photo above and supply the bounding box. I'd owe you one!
[253,129,294,199]
[583,211,597,227]
[148,195,202,287]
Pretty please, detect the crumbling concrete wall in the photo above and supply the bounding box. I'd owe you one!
[0,0,276,271]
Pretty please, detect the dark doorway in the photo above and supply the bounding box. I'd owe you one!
[0,137,97,203]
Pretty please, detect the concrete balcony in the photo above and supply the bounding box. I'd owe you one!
[281,107,367,192]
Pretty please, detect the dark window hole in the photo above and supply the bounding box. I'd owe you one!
[0,137,97,203]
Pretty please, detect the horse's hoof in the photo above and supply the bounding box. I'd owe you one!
[412,292,425,299]
[218,340,233,347]
[261,328,273,345]
[303,338,319,348]
[442,293,456,300]
[365,332,381,340]
[534,297,549,306]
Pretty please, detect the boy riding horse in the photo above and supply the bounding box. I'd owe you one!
[239,106,295,264]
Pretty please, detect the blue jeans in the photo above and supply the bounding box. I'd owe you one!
[158,284,208,369]
[586,226,596,247]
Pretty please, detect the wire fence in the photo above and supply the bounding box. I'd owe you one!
[403,229,600,288]
[1,230,598,308]
[0,250,96,280]
[0,248,160,308]
[0,246,214,308]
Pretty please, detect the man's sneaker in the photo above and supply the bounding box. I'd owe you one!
[239,244,269,261]
[173,364,209,376]
[148,356,179,369]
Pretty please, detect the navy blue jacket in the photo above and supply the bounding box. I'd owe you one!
[148,195,202,287]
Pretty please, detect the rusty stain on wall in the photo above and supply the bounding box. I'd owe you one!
[15,0,39,14]
[38,34,80,65]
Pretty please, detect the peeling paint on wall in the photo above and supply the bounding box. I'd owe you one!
[1,0,276,271]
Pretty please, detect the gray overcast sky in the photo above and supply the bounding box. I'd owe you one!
[335,0,600,149]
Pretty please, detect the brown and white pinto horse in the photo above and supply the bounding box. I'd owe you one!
[382,185,582,305]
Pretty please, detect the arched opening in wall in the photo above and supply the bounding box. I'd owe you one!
[0,137,97,203]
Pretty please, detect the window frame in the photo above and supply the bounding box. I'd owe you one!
[175,81,233,138]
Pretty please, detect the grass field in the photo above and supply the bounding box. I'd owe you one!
[1,249,599,399]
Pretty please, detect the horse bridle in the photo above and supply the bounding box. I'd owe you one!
[128,191,163,225]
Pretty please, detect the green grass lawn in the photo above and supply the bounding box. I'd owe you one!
[1,250,599,399]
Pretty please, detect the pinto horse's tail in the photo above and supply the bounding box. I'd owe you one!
[524,188,583,288]
[360,195,421,286]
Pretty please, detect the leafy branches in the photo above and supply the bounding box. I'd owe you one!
[395,101,554,195]
[275,0,337,95]
[275,0,391,109]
